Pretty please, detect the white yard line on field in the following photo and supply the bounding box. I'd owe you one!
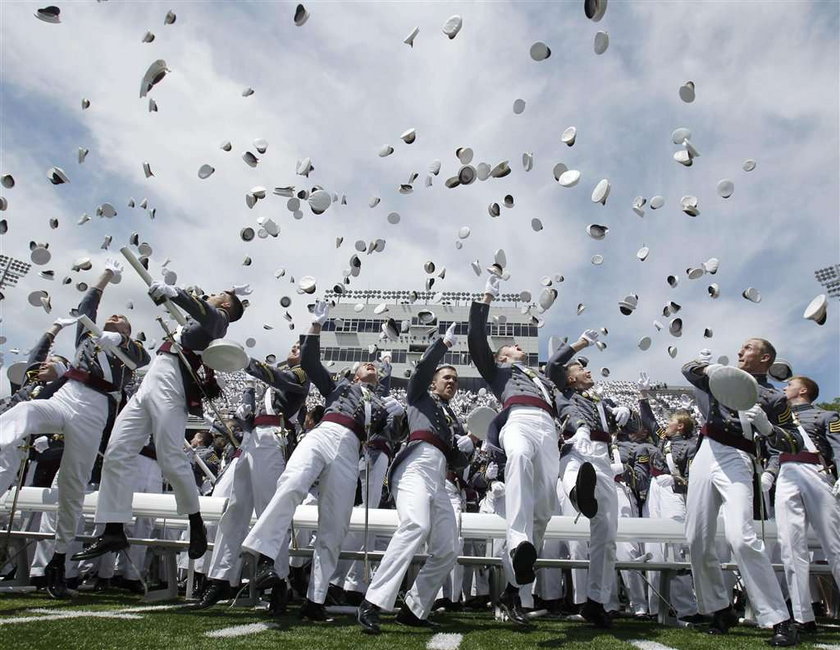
[815,644,840,650]
[427,632,464,650]
[0,604,178,626]
[204,622,279,638]
[630,642,679,650]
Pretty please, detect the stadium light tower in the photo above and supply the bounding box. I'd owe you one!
[0,254,31,299]
[814,264,840,299]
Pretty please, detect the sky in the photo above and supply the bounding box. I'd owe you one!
[0,0,838,398]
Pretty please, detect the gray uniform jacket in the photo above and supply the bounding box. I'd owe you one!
[300,334,396,456]
[682,361,802,476]
[242,358,310,426]
[790,403,840,477]
[168,289,231,352]
[388,338,471,482]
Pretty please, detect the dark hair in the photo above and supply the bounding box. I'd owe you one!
[432,365,458,380]
[195,430,213,446]
[789,375,819,402]
[307,405,325,425]
[223,291,244,322]
[752,338,777,365]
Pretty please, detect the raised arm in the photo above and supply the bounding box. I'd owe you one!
[407,338,448,404]
[170,289,229,338]
[545,331,596,389]
[300,334,335,397]
[467,301,498,383]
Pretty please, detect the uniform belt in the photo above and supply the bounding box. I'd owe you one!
[157,340,200,368]
[590,430,610,443]
[701,424,754,455]
[503,395,555,417]
[322,412,365,441]
[139,445,157,461]
[409,430,450,457]
[367,438,392,459]
[64,368,118,395]
[614,474,625,483]
[779,451,820,465]
[254,415,284,427]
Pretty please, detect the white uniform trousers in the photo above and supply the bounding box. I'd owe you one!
[775,461,840,623]
[437,477,465,603]
[499,406,559,587]
[0,442,27,495]
[612,481,648,614]
[559,442,618,605]
[536,484,570,601]
[365,443,457,619]
[242,420,359,604]
[646,478,697,618]
[685,437,788,627]
[208,427,289,585]
[30,479,91,578]
[96,354,199,522]
[0,381,107,554]
[338,451,388,592]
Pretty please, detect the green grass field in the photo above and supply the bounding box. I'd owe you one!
[1,591,839,650]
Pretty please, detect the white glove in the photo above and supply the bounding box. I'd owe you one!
[382,395,405,418]
[93,330,123,348]
[379,351,392,374]
[656,474,675,489]
[33,436,50,454]
[637,371,651,392]
[485,461,499,481]
[760,471,774,493]
[149,281,178,303]
[613,406,631,427]
[104,258,123,282]
[484,274,501,298]
[52,316,79,328]
[232,283,253,296]
[569,425,593,456]
[744,405,773,436]
[443,322,458,347]
[698,348,713,364]
[832,479,840,498]
[610,462,625,477]
[456,435,474,455]
[490,480,505,498]
[580,329,599,345]
[310,300,329,325]
[235,402,252,420]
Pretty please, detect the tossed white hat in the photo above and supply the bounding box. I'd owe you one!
[561,126,577,146]
[404,26,419,47]
[591,254,604,265]
[669,318,683,337]
[587,224,608,240]
[539,288,558,310]
[164,10,176,24]
[637,246,649,261]
[458,226,471,239]
[513,98,526,115]
[387,211,401,225]
[417,309,437,325]
[667,345,678,359]
[35,6,61,23]
[78,147,89,164]
[308,189,331,214]
[577,303,586,315]
[374,303,388,315]
[591,179,610,204]
[253,138,268,154]
[717,179,734,199]
[708,283,720,298]
[31,245,51,265]
[47,166,69,185]
[743,159,756,172]
[490,161,511,177]
[593,31,609,55]
[442,15,463,39]
[709,365,759,411]
[530,41,551,61]
[531,218,543,232]
[686,267,705,280]
[294,4,309,26]
[671,127,691,144]
[299,276,316,294]
[585,0,608,21]
[803,294,827,325]
[0,174,13,189]
[680,195,699,216]
[768,359,793,382]
[382,318,400,341]
[203,339,248,372]
[243,151,258,167]
[458,165,476,184]
[679,81,695,103]
[140,59,168,98]
[467,406,496,441]
[488,202,501,217]
[522,152,534,172]
[220,141,232,152]
[650,195,664,209]
[28,290,48,306]
[702,257,719,274]
[638,336,651,351]
[558,169,580,187]
[632,196,646,217]
[704,328,713,338]
[673,149,692,166]
[742,287,761,303]
[553,163,568,181]
[296,157,313,176]
[401,128,416,144]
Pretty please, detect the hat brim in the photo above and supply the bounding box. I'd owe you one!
[709,366,759,411]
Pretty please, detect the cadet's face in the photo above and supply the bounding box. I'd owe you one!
[783,379,805,403]
[737,339,769,373]
[432,369,459,401]
[103,314,130,336]
[664,417,681,437]
[355,362,378,384]
[501,344,526,363]
[567,363,593,390]
[287,343,301,366]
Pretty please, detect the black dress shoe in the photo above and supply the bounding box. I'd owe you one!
[45,560,70,599]
[497,589,531,627]
[580,598,612,629]
[707,606,738,635]
[78,576,111,593]
[299,598,332,622]
[796,620,817,634]
[357,599,381,634]
[70,532,129,561]
[396,604,439,628]
[510,541,537,585]
[769,618,798,647]
[268,580,288,616]
[188,523,208,560]
[254,555,281,591]
[574,462,598,519]
[289,565,309,597]
[188,579,230,610]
